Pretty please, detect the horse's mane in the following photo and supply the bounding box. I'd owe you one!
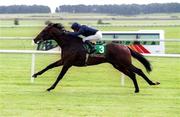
[50,23,65,31]
[51,23,83,43]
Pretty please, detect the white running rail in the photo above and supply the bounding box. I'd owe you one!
[0,49,180,83]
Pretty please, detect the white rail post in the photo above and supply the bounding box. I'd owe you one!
[31,40,34,46]
[121,73,125,86]
[31,53,35,83]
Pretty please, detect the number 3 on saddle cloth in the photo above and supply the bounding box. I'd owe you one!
[83,41,106,56]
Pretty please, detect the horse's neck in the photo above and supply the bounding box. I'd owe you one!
[54,38,66,48]
[52,33,67,47]
[53,35,83,49]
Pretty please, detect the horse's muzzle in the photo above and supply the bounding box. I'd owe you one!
[34,38,43,44]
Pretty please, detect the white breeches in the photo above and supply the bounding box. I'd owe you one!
[83,31,102,42]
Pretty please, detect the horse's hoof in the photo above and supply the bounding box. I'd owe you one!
[46,88,51,92]
[135,90,139,93]
[32,74,37,78]
[47,87,54,92]
[155,82,160,85]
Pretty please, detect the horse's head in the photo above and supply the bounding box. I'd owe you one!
[34,23,65,44]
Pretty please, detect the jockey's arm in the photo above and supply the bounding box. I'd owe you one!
[67,28,84,37]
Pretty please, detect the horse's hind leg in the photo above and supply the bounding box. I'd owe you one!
[130,65,160,85]
[33,59,63,78]
[112,64,139,93]
[126,71,139,93]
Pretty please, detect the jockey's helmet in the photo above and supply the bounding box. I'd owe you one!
[71,22,81,30]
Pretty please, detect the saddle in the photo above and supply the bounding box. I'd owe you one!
[83,41,106,55]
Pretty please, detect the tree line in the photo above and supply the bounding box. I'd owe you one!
[57,3,180,15]
[0,5,51,14]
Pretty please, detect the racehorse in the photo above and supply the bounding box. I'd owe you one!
[33,23,160,93]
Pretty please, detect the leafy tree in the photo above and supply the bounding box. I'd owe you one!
[58,3,180,15]
[0,5,51,14]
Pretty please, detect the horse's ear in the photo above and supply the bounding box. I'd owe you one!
[48,23,54,26]
[54,23,65,30]
[57,23,64,29]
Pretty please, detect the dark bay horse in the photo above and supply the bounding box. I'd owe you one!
[33,23,160,93]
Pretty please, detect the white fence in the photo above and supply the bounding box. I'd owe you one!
[0,37,180,84]
[0,49,180,84]
[1,36,180,42]
[0,37,32,40]
[0,50,59,83]
[1,24,180,28]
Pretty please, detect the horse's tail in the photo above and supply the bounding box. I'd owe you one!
[128,47,152,73]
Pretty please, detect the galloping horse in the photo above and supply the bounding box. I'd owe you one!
[33,23,160,93]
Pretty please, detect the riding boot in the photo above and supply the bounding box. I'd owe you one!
[85,40,96,54]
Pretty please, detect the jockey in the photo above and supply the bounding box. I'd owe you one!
[68,22,102,53]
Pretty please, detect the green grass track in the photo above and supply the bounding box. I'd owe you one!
[0,54,180,117]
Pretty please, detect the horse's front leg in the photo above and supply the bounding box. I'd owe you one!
[47,63,72,92]
[32,59,63,78]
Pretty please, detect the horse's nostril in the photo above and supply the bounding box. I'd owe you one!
[34,40,37,44]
